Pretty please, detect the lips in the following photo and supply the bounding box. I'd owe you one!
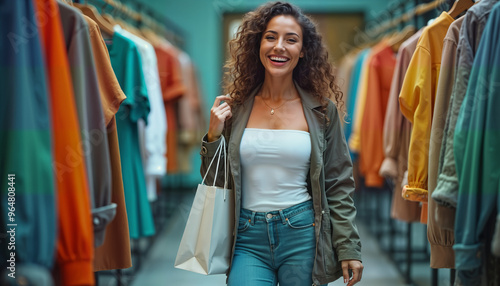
[268,55,290,62]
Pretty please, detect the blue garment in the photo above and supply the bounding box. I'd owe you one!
[453,1,500,273]
[0,0,56,268]
[228,200,327,286]
[344,49,370,161]
[106,31,155,239]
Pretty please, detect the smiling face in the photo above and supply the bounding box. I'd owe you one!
[259,15,304,80]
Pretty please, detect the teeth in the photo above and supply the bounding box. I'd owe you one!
[270,56,288,62]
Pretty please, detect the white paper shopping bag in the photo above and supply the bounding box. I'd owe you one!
[174,137,234,275]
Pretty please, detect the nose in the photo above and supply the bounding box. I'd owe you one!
[274,39,285,52]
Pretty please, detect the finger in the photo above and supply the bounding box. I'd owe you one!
[221,109,232,120]
[217,105,231,115]
[212,104,228,115]
[342,262,349,284]
[218,102,230,109]
[350,268,359,285]
[213,95,233,108]
[213,106,230,118]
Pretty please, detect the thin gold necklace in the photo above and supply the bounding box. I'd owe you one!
[261,97,299,115]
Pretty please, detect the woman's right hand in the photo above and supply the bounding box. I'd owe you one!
[207,95,232,142]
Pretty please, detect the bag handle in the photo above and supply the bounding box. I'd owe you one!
[201,137,228,190]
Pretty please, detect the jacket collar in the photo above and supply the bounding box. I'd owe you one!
[294,82,323,111]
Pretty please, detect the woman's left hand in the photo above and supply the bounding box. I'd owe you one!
[341,260,363,286]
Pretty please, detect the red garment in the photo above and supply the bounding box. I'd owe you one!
[34,0,94,285]
[155,42,186,173]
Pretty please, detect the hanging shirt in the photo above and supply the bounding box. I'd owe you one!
[433,0,499,209]
[0,0,56,270]
[83,16,132,271]
[84,18,126,126]
[115,25,167,202]
[177,52,204,173]
[345,49,370,161]
[453,1,500,272]
[58,2,114,248]
[348,45,377,153]
[349,40,391,155]
[34,0,94,285]
[427,16,465,269]
[155,41,186,173]
[359,43,396,187]
[398,12,454,204]
[380,30,423,224]
[106,28,155,239]
[336,51,358,118]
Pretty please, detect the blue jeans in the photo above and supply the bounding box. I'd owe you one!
[228,200,326,286]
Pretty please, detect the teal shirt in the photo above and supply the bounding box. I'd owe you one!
[0,0,56,268]
[453,2,500,271]
[344,49,370,161]
[106,30,155,239]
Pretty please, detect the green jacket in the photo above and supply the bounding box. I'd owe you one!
[200,83,362,285]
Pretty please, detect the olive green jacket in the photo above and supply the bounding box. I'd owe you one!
[200,84,361,285]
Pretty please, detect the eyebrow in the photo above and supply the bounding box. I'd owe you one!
[264,30,301,38]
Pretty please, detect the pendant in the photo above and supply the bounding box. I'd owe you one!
[271,109,275,115]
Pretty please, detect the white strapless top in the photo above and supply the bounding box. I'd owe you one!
[240,128,312,212]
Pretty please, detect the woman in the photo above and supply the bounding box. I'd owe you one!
[200,2,363,285]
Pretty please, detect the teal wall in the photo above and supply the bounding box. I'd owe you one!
[124,0,390,187]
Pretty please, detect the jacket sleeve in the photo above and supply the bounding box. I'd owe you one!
[324,102,362,261]
[452,10,500,270]
[199,120,233,189]
[398,44,432,203]
[432,16,477,210]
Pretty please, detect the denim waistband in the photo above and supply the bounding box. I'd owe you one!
[240,200,313,224]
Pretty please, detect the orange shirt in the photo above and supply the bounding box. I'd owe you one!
[34,0,94,285]
[359,44,396,187]
[155,41,186,173]
[82,17,132,271]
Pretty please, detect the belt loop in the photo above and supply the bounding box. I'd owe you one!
[279,209,287,224]
[250,211,256,225]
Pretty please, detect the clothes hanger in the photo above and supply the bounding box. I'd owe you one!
[140,27,160,46]
[447,0,475,19]
[73,0,115,36]
[388,25,417,52]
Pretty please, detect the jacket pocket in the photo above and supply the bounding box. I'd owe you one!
[320,213,338,276]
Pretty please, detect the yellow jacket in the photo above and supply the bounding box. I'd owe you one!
[398,12,454,203]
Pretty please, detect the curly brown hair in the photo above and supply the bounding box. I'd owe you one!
[224,1,344,116]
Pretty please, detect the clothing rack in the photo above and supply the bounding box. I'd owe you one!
[79,1,184,283]
[353,1,457,285]
[361,0,445,42]
[84,0,185,46]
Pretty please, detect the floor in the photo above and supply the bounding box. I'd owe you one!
[97,189,453,286]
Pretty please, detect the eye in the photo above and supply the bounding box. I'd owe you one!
[265,35,275,40]
[287,38,298,43]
